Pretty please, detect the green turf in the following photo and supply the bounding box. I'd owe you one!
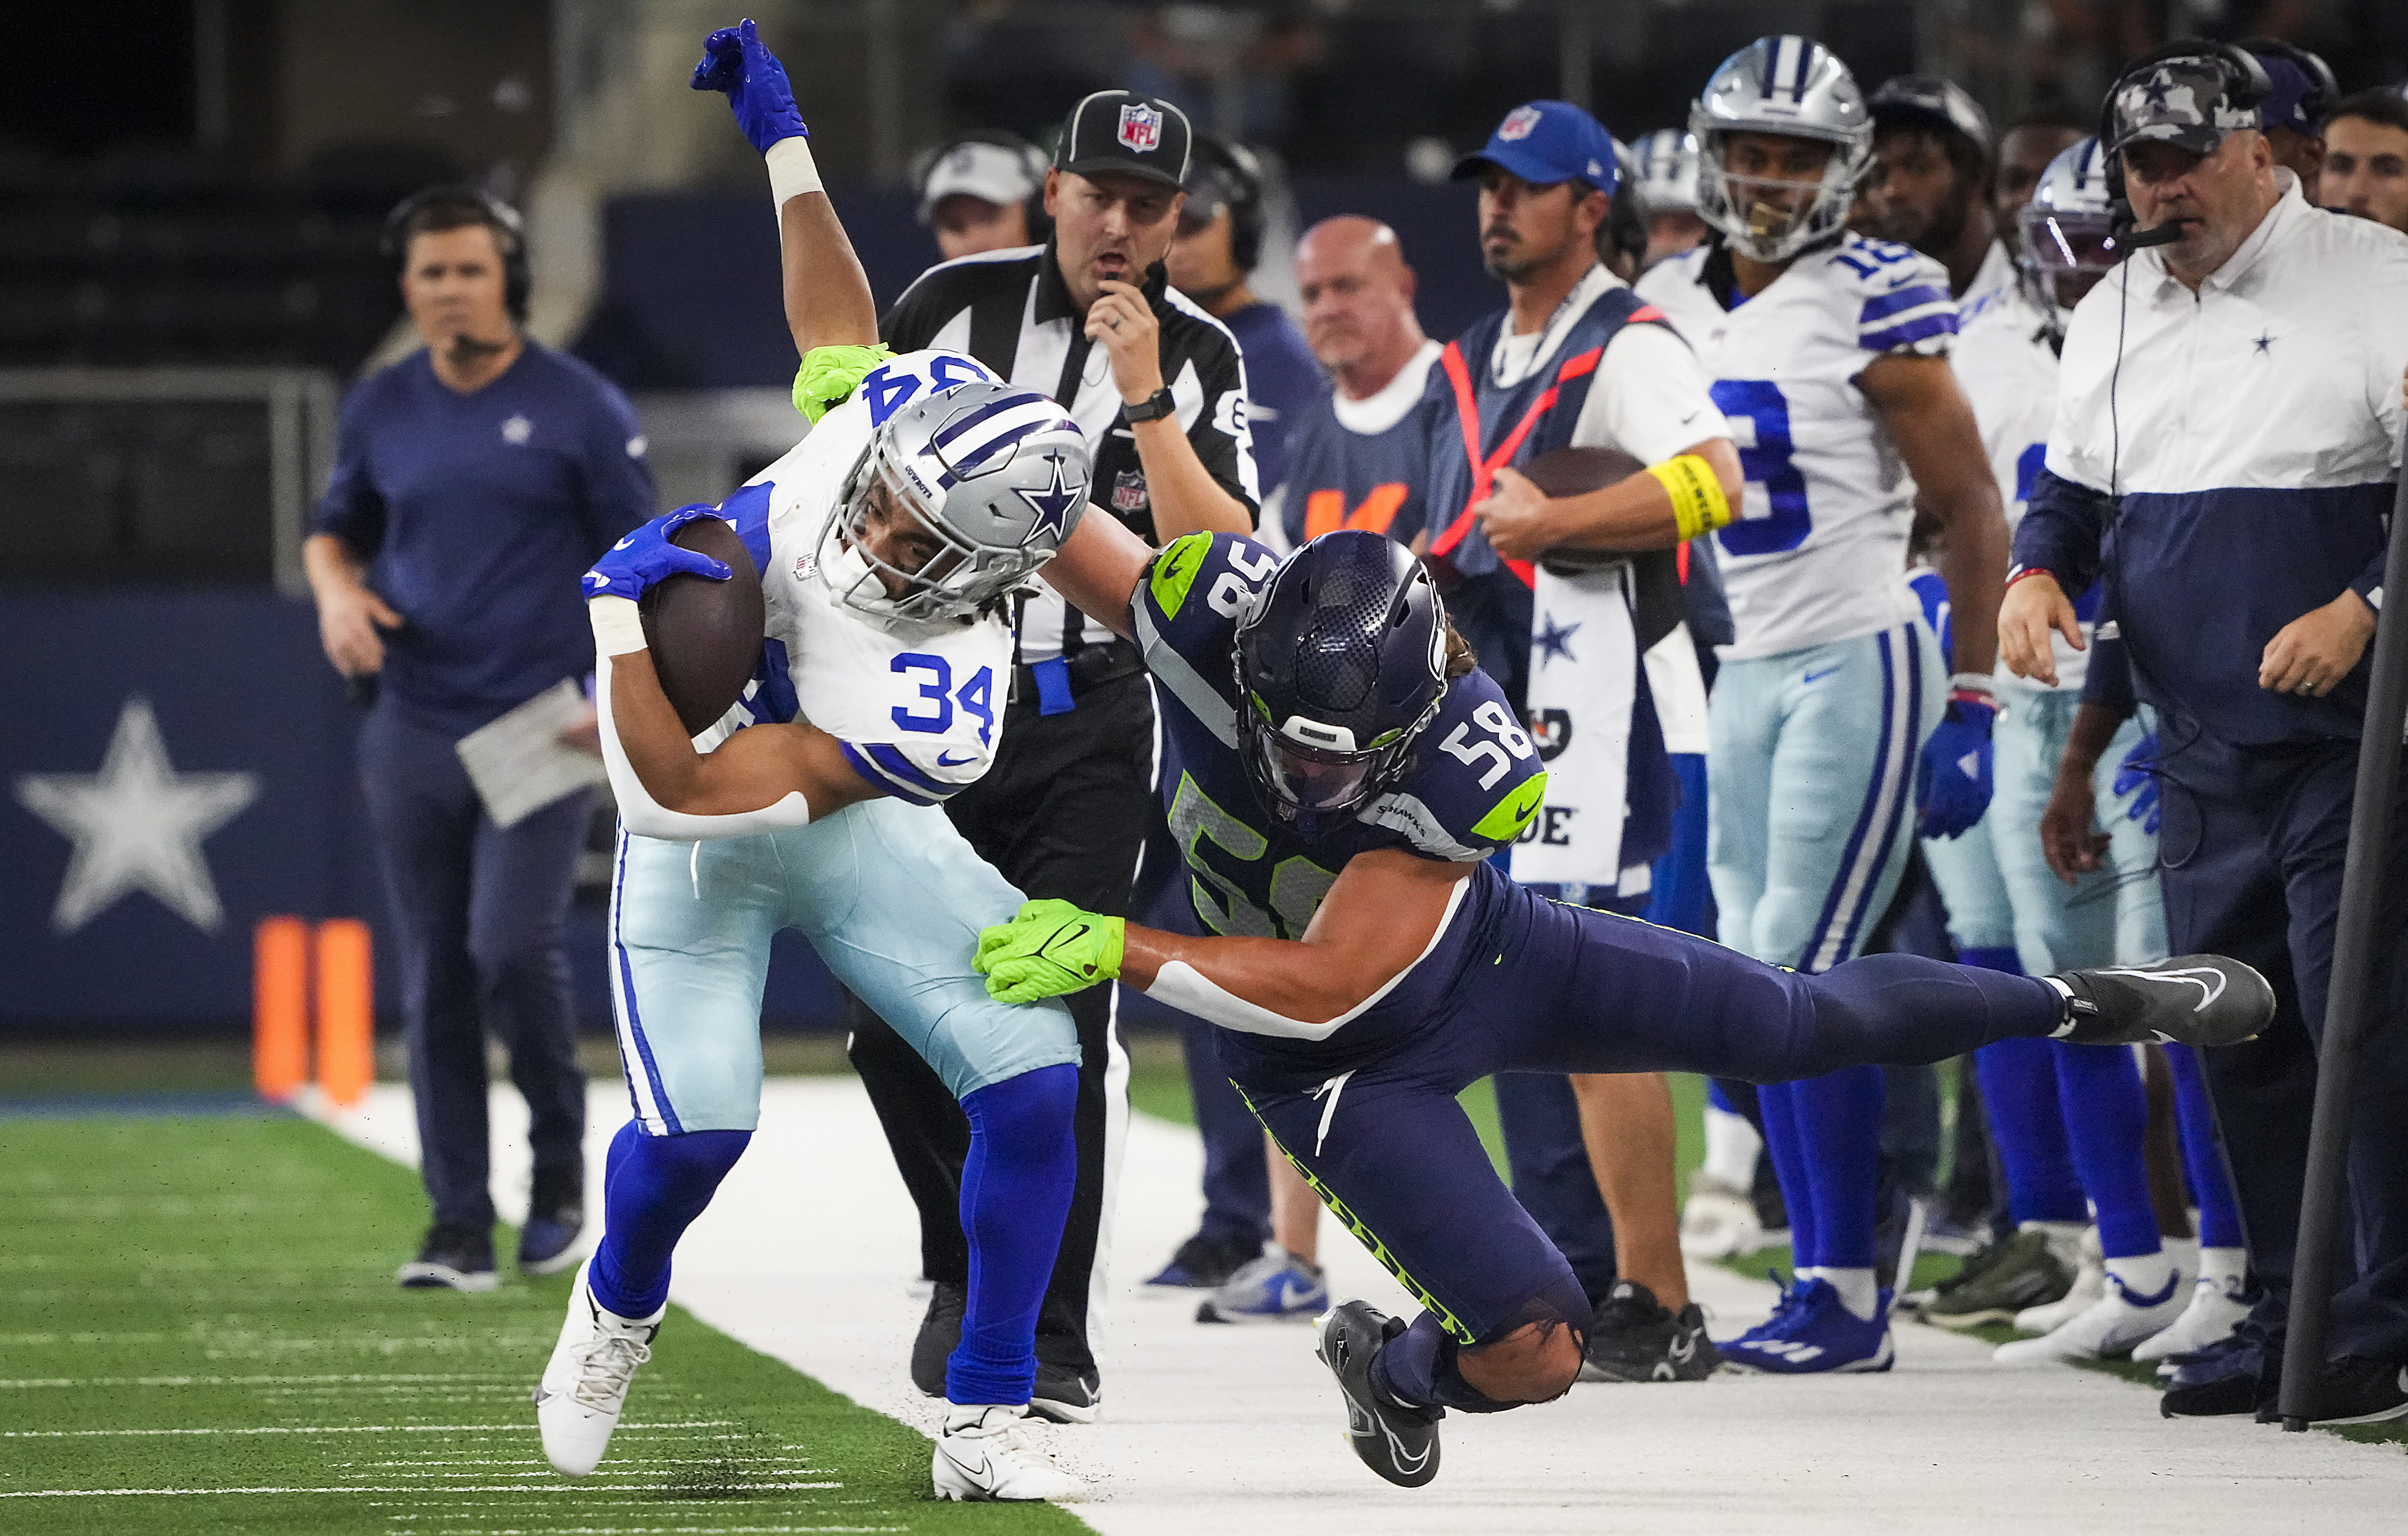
[0,1115,1088,1534]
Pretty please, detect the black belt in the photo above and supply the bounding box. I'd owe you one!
[1012,637,1145,711]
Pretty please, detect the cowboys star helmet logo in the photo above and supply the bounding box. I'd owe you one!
[1015,450,1085,544]
[1118,102,1162,153]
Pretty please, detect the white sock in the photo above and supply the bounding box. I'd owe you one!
[1700,1105,1762,1190]
[2198,1245,2246,1293]
[2163,1235,2199,1287]
[2105,1250,2174,1305]
[1821,1266,1880,1321]
[2025,1219,2087,1272]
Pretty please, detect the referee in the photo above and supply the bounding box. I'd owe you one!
[850,89,1258,1421]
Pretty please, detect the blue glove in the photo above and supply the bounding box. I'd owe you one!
[1916,697,1996,839]
[690,18,808,153]
[584,506,731,603]
[2113,729,2162,835]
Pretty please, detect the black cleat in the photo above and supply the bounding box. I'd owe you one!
[518,1164,588,1276]
[909,1280,966,1398]
[397,1223,497,1293]
[2051,955,2274,1049]
[1028,1362,1101,1424]
[1580,1281,1723,1382]
[1316,1301,1443,1488]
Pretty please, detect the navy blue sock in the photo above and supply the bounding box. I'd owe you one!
[2052,1039,2158,1257]
[2163,1042,2246,1249]
[588,1121,750,1319]
[947,1064,1078,1407]
[1974,1037,2086,1224]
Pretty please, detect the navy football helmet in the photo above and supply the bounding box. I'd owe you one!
[1233,531,1449,836]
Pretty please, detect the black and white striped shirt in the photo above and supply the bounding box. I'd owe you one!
[881,242,1260,664]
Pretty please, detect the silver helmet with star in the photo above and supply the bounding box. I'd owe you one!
[821,379,1091,624]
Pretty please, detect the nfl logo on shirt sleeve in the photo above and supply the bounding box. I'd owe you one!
[1119,102,1162,152]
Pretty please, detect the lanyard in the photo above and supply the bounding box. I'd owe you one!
[1426,340,1602,588]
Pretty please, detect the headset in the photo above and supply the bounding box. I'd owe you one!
[911,128,1055,246]
[382,185,530,322]
[1186,135,1266,272]
[2095,39,2272,245]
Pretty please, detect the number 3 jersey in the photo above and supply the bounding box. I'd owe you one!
[1136,531,1548,1063]
[1637,236,1959,661]
[705,349,1012,805]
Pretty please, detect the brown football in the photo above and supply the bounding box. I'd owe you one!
[637,515,764,737]
[1518,446,1647,574]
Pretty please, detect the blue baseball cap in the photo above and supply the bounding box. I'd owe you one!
[2247,49,2332,136]
[1452,101,1618,195]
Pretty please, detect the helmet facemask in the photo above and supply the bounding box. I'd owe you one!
[1695,130,1868,262]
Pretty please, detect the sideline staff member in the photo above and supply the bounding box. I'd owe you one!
[856,89,1259,1420]
[2003,45,2408,1423]
[306,189,655,1291]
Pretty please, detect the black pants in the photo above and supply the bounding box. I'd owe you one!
[357,699,589,1233]
[847,672,1155,1374]
[2157,726,2408,1364]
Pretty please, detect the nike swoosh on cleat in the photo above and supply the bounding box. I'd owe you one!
[2097,966,2226,1012]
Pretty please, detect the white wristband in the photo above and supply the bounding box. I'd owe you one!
[1949,671,1997,697]
[590,595,647,657]
[766,136,822,209]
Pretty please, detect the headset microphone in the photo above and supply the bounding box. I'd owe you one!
[2122,219,2192,249]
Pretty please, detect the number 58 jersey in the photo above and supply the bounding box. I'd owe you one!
[1637,236,1958,660]
[1135,531,1549,1059]
[708,350,1012,805]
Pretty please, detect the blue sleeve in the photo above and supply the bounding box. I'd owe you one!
[2012,467,2114,598]
[2350,543,2388,610]
[312,383,386,555]
[574,380,658,554]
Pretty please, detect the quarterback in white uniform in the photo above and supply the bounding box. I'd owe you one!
[534,22,1093,1505]
[1636,34,2010,1374]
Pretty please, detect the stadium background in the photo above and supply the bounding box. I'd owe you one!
[4,3,2407,1529]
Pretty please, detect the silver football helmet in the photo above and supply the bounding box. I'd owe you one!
[1630,128,1701,216]
[2018,137,2119,342]
[1690,35,1872,262]
[820,379,1089,625]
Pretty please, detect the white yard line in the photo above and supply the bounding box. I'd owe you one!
[323,1077,2406,1533]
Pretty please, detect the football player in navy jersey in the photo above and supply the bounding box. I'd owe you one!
[970,517,2274,1488]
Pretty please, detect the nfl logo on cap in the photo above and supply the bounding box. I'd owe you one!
[1118,102,1162,153]
[1499,105,1544,141]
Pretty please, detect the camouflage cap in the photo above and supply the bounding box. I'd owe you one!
[2106,54,2261,158]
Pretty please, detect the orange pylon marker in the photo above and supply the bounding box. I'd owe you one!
[316,919,374,1109]
[253,916,310,1102]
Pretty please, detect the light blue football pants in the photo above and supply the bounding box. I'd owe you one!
[1710,621,1941,1274]
[606,795,1081,1135]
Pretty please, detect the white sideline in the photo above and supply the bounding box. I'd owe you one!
[322,1078,2407,1533]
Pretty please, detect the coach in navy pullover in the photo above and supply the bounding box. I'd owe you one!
[2002,62,2408,1418]
[306,191,654,1291]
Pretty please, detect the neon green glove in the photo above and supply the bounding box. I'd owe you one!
[792,343,894,424]
[974,899,1124,1003]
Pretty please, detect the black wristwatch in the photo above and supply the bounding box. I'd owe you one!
[1122,387,1178,424]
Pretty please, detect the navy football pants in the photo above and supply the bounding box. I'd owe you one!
[1225,889,2062,1346]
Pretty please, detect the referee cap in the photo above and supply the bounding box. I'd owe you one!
[1056,90,1192,189]
[1453,100,1617,195]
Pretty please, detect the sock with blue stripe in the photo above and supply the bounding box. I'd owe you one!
[947,1063,1078,1408]
[588,1120,751,1319]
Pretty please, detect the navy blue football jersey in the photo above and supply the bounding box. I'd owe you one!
[1133,531,1549,1056]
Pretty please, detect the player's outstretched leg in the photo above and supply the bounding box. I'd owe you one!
[536,1122,748,1476]
[2046,955,2274,1048]
[1317,1302,1444,1488]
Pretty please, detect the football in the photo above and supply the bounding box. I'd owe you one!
[637,514,764,737]
[1517,446,1646,575]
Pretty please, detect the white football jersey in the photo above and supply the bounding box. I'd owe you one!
[704,349,1016,806]
[1952,285,2088,693]
[1637,235,1958,660]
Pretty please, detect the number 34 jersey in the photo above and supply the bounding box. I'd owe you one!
[1637,236,1959,661]
[708,349,1012,806]
[1136,531,1549,1060]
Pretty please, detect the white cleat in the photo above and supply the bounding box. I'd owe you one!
[932,1404,1085,1502]
[2133,1270,2252,1363]
[1994,1273,2186,1366]
[533,1257,663,1477]
[1679,1174,1764,1260]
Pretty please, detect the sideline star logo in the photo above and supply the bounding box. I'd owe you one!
[14,697,260,933]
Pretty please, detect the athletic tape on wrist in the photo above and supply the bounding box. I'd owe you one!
[766,136,822,208]
[1644,454,1733,543]
[590,595,647,657]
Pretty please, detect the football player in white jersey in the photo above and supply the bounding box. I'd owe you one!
[532,22,1093,1504]
[1636,34,2010,1373]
